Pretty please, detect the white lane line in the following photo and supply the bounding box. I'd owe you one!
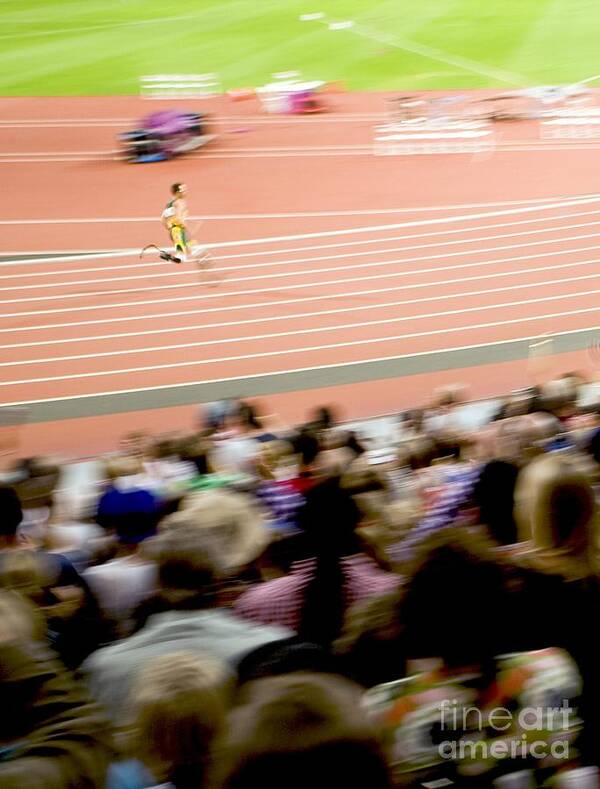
[4,289,598,366]
[1,271,598,339]
[1,306,597,389]
[0,250,136,269]
[0,149,114,156]
[0,192,596,239]
[5,141,594,156]
[3,195,600,273]
[0,113,383,123]
[3,255,600,320]
[3,324,596,409]
[4,230,600,290]
[0,116,383,128]
[2,242,600,305]
[2,142,600,164]
[1,192,599,229]
[0,153,376,164]
[4,208,600,271]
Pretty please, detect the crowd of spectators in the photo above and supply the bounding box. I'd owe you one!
[1,375,600,788]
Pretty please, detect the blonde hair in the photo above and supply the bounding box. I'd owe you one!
[0,588,44,645]
[130,651,228,787]
[104,454,142,481]
[515,453,598,577]
[0,549,54,605]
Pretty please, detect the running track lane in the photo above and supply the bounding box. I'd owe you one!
[1,94,600,446]
[1,199,600,405]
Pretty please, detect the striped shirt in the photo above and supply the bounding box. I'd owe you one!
[235,554,400,631]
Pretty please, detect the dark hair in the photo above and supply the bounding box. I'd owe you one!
[311,406,336,430]
[237,639,335,685]
[296,478,361,646]
[0,486,23,538]
[589,427,600,465]
[238,402,261,430]
[474,460,519,545]
[345,431,365,457]
[221,673,391,789]
[171,183,184,195]
[292,430,320,466]
[339,532,510,687]
[433,438,461,462]
[407,437,436,470]
[398,533,507,671]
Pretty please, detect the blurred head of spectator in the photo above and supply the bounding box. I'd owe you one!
[406,436,437,471]
[178,433,214,476]
[515,454,597,578]
[254,439,294,482]
[126,651,228,789]
[0,589,112,787]
[0,549,52,609]
[538,375,580,419]
[119,431,149,459]
[474,459,519,547]
[309,405,338,432]
[96,454,161,540]
[339,532,508,687]
[142,524,222,616]
[0,587,44,645]
[161,488,271,576]
[10,457,61,546]
[219,673,390,789]
[13,457,61,510]
[0,484,23,549]
[398,408,425,438]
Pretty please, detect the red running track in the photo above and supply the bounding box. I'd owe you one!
[1,93,600,455]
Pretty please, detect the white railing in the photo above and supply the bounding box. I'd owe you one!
[541,116,600,139]
[140,73,221,99]
[373,121,495,155]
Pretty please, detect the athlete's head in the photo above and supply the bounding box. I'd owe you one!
[171,183,186,197]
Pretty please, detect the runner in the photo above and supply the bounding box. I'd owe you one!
[140,183,220,285]
[161,182,192,263]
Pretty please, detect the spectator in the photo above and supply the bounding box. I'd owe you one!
[235,476,399,645]
[473,459,520,549]
[82,526,291,723]
[339,532,508,687]
[254,440,307,533]
[96,455,162,538]
[142,436,197,496]
[339,534,583,784]
[219,673,391,789]
[0,483,106,668]
[385,436,480,568]
[83,514,157,639]
[0,546,106,669]
[0,484,23,548]
[212,401,278,474]
[514,453,595,570]
[160,487,272,575]
[178,433,214,477]
[0,589,112,789]
[108,651,228,789]
[511,453,600,763]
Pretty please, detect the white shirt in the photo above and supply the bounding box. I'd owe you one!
[84,556,157,635]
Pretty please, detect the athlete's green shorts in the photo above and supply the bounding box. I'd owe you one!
[169,223,188,253]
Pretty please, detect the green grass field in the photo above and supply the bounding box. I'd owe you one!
[2,0,599,95]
